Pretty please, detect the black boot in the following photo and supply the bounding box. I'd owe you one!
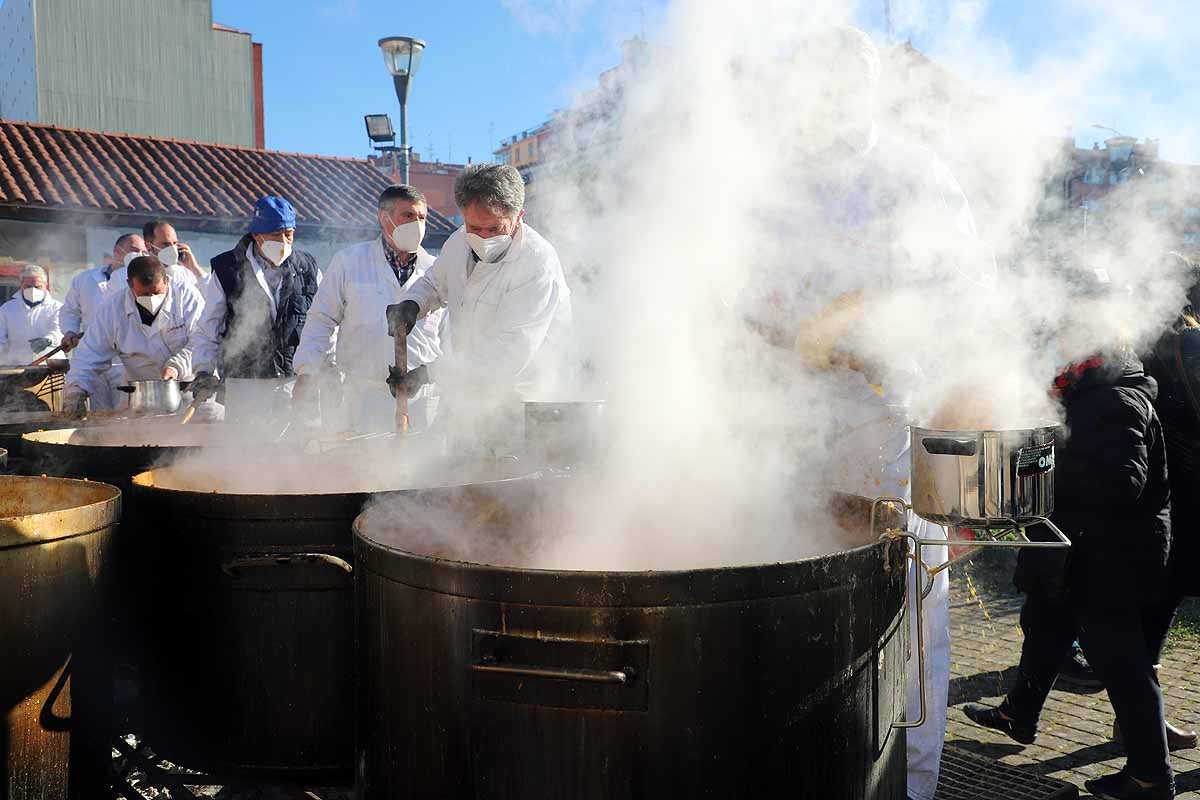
[1085,770,1175,800]
[962,702,1037,745]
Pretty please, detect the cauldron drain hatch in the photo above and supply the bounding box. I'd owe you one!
[937,746,1078,800]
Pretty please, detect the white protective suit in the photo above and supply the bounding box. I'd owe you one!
[65,281,204,404]
[0,294,63,366]
[60,265,125,409]
[293,239,444,433]
[402,224,570,391]
[401,223,571,451]
[744,127,990,800]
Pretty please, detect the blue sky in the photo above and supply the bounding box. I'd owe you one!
[211,0,1198,164]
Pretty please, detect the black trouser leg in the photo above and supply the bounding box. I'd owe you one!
[1142,590,1182,666]
[1079,609,1173,785]
[1003,593,1078,725]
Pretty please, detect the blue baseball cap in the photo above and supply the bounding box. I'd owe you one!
[248,195,297,234]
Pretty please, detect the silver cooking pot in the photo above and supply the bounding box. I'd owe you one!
[910,423,1059,528]
[523,401,605,468]
[119,380,184,415]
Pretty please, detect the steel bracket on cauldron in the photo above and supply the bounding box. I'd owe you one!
[866,422,1073,732]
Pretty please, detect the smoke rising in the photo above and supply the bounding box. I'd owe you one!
[499,0,1192,567]
[152,0,1194,571]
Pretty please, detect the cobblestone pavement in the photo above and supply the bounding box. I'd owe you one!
[946,560,1200,797]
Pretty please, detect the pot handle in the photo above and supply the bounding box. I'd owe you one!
[871,496,932,731]
[221,553,353,577]
[471,629,649,710]
[472,660,630,684]
[921,437,977,457]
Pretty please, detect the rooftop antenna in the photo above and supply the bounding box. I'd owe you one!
[447,131,453,164]
[638,2,646,38]
[884,0,894,40]
[489,122,495,154]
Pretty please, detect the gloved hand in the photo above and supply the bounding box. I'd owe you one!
[29,337,53,353]
[386,300,420,337]
[386,363,430,399]
[190,371,221,403]
[61,391,88,420]
[61,332,82,352]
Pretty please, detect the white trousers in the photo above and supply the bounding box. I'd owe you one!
[905,511,951,800]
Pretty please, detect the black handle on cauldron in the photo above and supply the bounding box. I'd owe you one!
[921,437,978,457]
[472,657,631,685]
[221,553,353,577]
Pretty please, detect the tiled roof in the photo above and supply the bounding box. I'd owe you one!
[0,120,457,236]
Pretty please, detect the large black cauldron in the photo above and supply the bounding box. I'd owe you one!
[130,467,366,783]
[353,478,909,799]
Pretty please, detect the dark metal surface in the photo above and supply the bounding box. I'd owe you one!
[128,471,367,784]
[0,476,122,800]
[22,427,201,497]
[0,412,76,465]
[936,746,1079,800]
[353,478,909,799]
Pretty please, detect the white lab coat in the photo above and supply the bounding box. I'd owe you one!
[403,223,570,394]
[65,281,204,402]
[61,265,125,409]
[294,239,444,432]
[61,266,116,336]
[0,295,63,366]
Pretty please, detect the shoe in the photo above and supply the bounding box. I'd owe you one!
[1060,646,1104,688]
[962,703,1036,745]
[1114,719,1199,752]
[1085,770,1175,799]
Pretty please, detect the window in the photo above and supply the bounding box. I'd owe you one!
[1184,232,1200,245]
[1185,207,1200,220]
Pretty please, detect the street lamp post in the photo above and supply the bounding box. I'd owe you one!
[378,36,426,185]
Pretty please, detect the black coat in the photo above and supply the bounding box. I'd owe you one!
[1144,326,1200,596]
[1016,352,1172,610]
[210,235,320,379]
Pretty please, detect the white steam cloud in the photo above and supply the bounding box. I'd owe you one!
[158,0,1194,572]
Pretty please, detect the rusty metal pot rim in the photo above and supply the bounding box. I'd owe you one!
[0,475,122,549]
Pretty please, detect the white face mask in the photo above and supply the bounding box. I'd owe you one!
[136,293,166,315]
[465,230,515,264]
[157,243,180,267]
[389,219,426,253]
[22,287,46,304]
[258,239,292,267]
[123,250,147,268]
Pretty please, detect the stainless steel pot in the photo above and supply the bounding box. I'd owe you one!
[119,380,183,414]
[909,423,1059,529]
[524,401,605,467]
